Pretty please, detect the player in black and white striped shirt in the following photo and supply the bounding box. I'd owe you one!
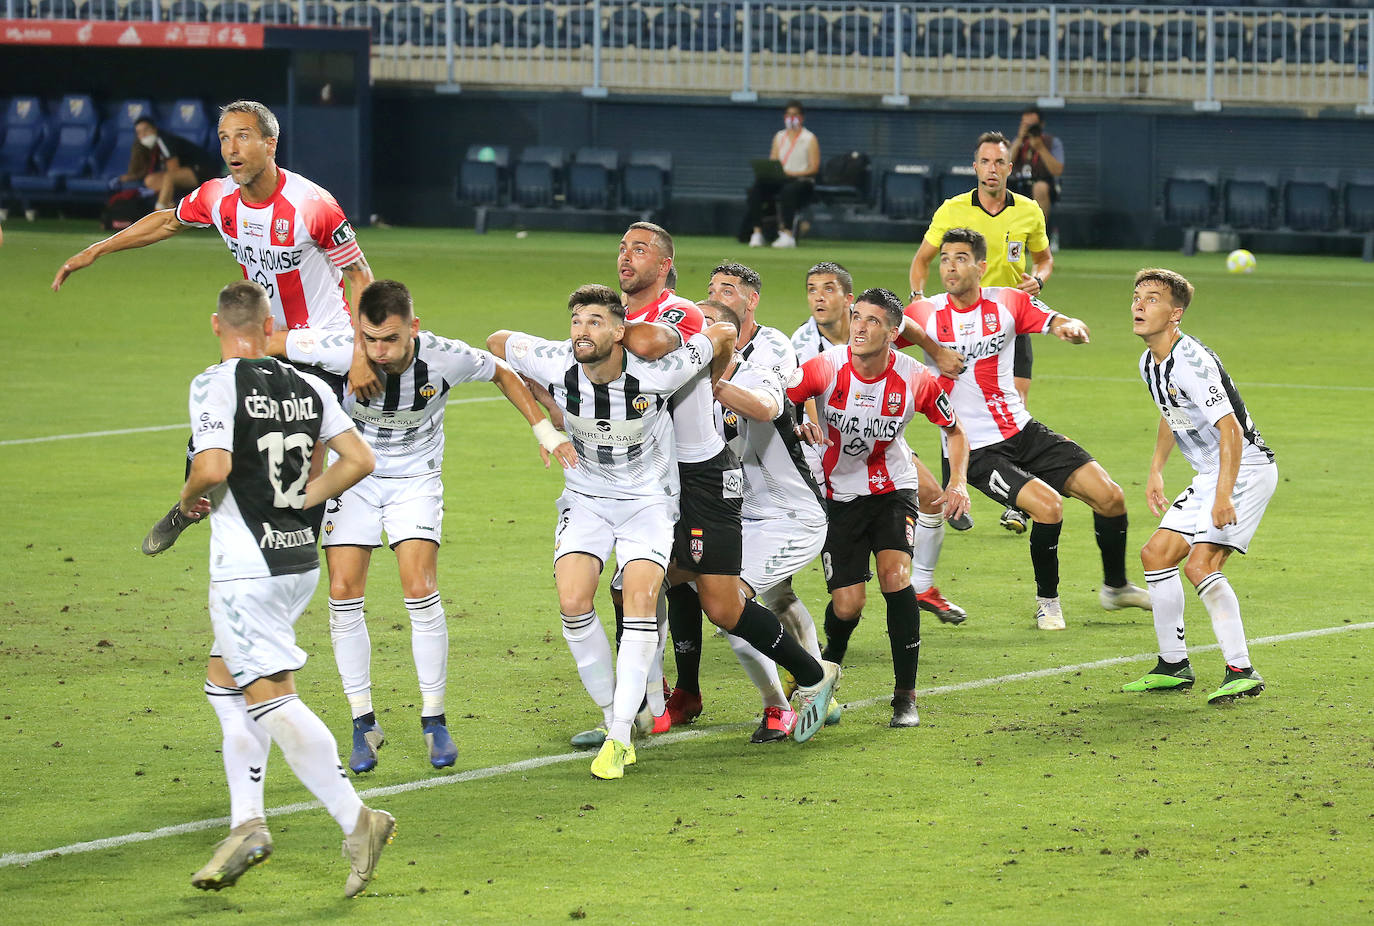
[1125,268,1277,704]
[323,281,573,775]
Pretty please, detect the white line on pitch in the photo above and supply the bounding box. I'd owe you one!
[1038,374,1374,393]
[2,620,1369,872]
[0,396,504,447]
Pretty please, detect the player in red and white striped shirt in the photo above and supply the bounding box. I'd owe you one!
[914,228,1151,630]
[787,288,970,727]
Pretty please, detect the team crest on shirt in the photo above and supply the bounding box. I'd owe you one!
[904,515,915,547]
[273,218,291,245]
[982,312,1001,336]
[632,394,650,414]
[419,382,437,399]
[884,391,903,416]
[689,527,704,563]
[324,520,334,534]
[723,410,738,427]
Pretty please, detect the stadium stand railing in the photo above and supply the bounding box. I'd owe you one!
[5,1,1373,109]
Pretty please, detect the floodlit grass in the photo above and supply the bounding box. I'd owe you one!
[1,222,1371,923]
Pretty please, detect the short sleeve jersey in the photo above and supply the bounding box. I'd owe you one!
[789,318,839,365]
[176,169,363,333]
[342,332,497,478]
[739,324,797,381]
[1140,334,1275,474]
[908,287,1055,450]
[787,345,955,502]
[717,360,824,522]
[923,190,1050,288]
[190,357,354,581]
[627,290,725,465]
[504,330,717,500]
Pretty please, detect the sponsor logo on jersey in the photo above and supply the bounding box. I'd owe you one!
[934,392,954,422]
[722,468,744,499]
[273,217,291,245]
[632,394,650,414]
[419,382,437,399]
[221,213,233,232]
[787,366,804,388]
[659,307,686,326]
[293,332,316,354]
[509,336,530,360]
[852,390,876,409]
[241,218,265,236]
[259,523,316,550]
[330,220,356,247]
[869,472,889,491]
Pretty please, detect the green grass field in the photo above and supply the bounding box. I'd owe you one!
[1,222,1371,924]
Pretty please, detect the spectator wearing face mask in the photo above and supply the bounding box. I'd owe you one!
[742,100,820,250]
[118,116,215,211]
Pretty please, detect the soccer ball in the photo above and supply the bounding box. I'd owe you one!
[1226,249,1256,274]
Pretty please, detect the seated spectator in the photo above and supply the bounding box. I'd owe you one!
[118,116,215,210]
[742,100,819,250]
[1007,105,1064,246]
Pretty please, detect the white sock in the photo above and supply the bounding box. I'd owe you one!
[562,610,614,726]
[247,694,362,834]
[760,578,821,660]
[644,587,669,716]
[1197,572,1250,668]
[610,620,656,744]
[726,632,788,709]
[406,592,448,717]
[1145,566,1188,662]
[911,511,945,594]
[205,681,270,829]
[328,596,372,718]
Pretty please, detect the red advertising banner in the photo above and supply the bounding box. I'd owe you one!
[0,18,265,48]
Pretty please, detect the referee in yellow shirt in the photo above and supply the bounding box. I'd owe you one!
[908,130,1054,534]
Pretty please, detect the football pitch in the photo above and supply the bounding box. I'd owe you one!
[1,222,1371,923]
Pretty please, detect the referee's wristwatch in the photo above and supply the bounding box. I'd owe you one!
[1032,274,1044,291]
[909,289,923,302]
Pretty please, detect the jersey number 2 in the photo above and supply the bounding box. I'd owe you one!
[257,431,313,508]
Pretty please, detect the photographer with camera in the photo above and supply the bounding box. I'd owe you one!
[1007,106,1064,245]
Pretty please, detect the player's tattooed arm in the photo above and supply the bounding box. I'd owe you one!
[52,208,186,291]
[341,258,382,400]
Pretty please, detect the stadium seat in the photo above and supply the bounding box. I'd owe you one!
[10,94,99,198]
[567,147,619,210]
[1211,19,1247,61]
[1162,168,1217,226]
[917,16,967,58]
[696,3,736,53]
[209,0,249,21]
[813,150,870,209]
[1109,19,1152,63]
[876,8,917,57]
[622,149,672,213]
[651,8,695,50]
[1012,17,1052,59]
[1345,23,1368,68]
[1223,167,1279,229]
[1153,18,1198,61]
[1252,20,1295,63]
[382,5,431,46]
[513,145,565,208]
[79,0,120,19]
[724,7,779,52]
[167,0,208,21]
[938,164,977,204]
[0,97,46,193]
[255,1,295,24]
[1343,171,1374,232]
[472,6,515,46]
[120,0,158,20]
[554,7,597,49]
[164,98,211,151]
[458,144,509,207]
[1298,21,1344,64]
[1060,18,1105,60]
[341,3,382,42]
[34,0,77,17]
[787,11,831,54]
[518,5,557,47]
[969,17,1012,59]
[65,112,134,197]
[1283,168,1338,231]
[832,12,874,56]
[881,166,930,221]
[302,1,337,26]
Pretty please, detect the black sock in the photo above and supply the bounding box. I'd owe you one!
[355,710,376,726]
[1094,513,1129,589]
[1029,520,1063,598]
[822,601,859,664]
[420,712,445,727]
[883,587,922,690]
[731,598,823,687]
[612,595,625,648]
[666,584,703,694]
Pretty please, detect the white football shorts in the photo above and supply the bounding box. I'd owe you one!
[555,491,676,572]
[322,472,444,548]
[209,568,319,686]
[741,514,827,596]
[1159,462,1277,554]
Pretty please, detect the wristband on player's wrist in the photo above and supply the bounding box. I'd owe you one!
[532,419,566,453]
[909,289,923,301]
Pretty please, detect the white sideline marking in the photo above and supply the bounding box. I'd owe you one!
[2,620,1369,871]
[1039,374,1374,393]
[0,397,504,447]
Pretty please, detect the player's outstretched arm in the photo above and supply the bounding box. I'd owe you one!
[489,359,577,470]
[939,420,972,521]
[52,208,185,291]
[304,429,374,509]
[622,321,681,361]
[1145,418,1175,516]
[1048,314,1090,344]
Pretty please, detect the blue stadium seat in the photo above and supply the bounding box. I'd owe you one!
[255,1,295,23]
[1012,17,1052,59]
[1298,21,1343,64]
[723,7,778,52]
[1343,171,1374,232]
[603,7,648,47]
[554,7,597,49]
[167,0,208,21]
[458,144,509,207]
[121,0,159,20]
[513,145,565,208]
[382,5,431,45]
[1109,19,1152,63]
[1223,168,1279,229]
[651,7,694,50]
[876,8,917,57]
[209,0,249,21]
[1153,18,1198,61]
[517,5,556,46]
[1060,17,1105,60]
[787,11,830,54]
[341,3,381,41]
[34,0,77,17]
[1162,168,1217,226]
[1283,168,1338,231]
[568,147,619,210]
[1211,19,1247,61]
[622,149,672,213]
[832,12,874,56]
[938,165,977,204]
[164,99,211,151]
[302,2,338,26]
[696,3,735,53]
[917,15,967,57]
[472,6,515,45]
[0,97,46,193]
[79,0,120,18]
[881,166,930,221]
[1345,23,1368,68]
[1252,20,1295,63]
[10,94,99,197]
[969,17,1011,59]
